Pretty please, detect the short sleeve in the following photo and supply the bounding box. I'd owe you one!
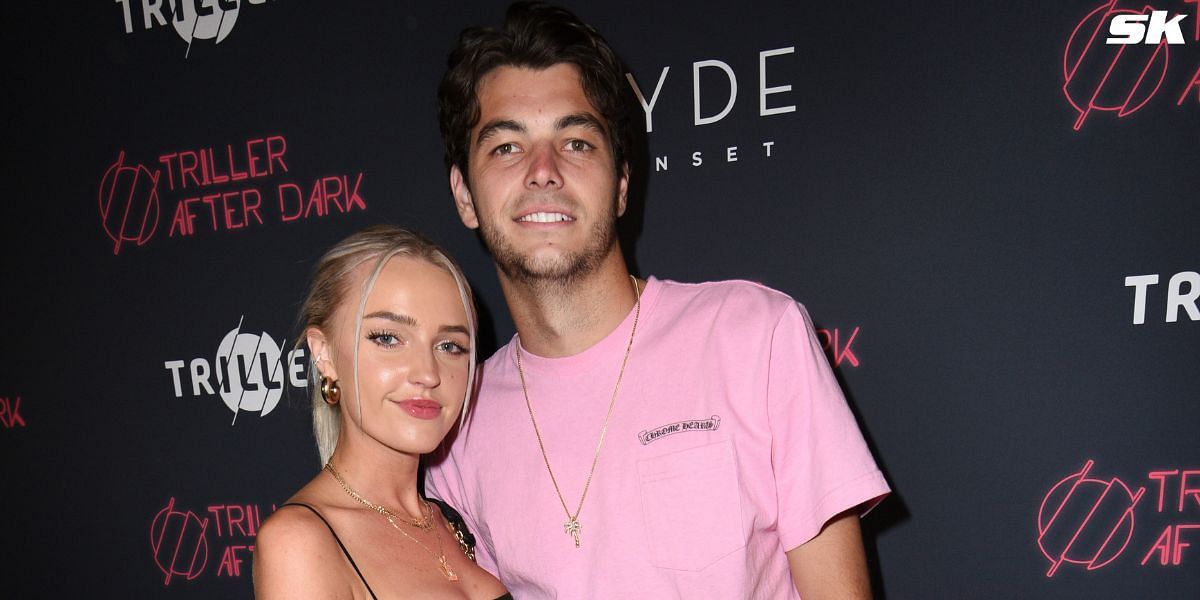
[768,302,890,551]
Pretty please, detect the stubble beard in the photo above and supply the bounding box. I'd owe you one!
[480,193,620,288]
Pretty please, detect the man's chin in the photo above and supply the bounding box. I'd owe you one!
[505,259,581,283]
[493,250,593,284]
[482,223,619,285]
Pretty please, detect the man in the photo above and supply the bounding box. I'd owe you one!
[426,3,890,597]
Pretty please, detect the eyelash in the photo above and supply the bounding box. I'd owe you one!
[368,330,468,356]
[438,341,470,356]
[566,139,593,152]
[367,330,401,347]
[491,139,595,156]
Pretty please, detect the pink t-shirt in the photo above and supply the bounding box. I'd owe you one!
[427,278,889,598]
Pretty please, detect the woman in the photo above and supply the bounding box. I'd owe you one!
[254,225,509,599]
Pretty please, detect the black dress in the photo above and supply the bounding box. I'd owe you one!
[281,501,513,599]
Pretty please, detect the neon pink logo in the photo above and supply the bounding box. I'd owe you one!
[100,135,368,253]
[1037,460,1146,576]
[1063,2,1173,130]
[817,326,861,368]
[0,396,26,429]
[99,151,161,255]
[1141,470,1200,566]
[150,497,210,585]
[1063,1,1200,129]
[1038,462,1200,575]
[149,497,275,585]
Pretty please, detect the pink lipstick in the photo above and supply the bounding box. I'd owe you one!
[394,399,442,420]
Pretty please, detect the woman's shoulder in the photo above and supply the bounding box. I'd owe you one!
[254,498,354,598]
[260,501,337,544]
[257,499,345,567]
[260,478,341,542]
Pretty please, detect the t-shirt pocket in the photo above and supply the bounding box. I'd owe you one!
[636,439,747,571]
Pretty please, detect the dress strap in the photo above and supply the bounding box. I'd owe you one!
[280,502,378,600]
[427,496,477,561]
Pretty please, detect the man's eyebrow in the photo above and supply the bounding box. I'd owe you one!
[557,113,605,133]
[475,119,525,147]
[362,311,418,326]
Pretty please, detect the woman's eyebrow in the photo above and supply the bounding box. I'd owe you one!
[363,311,418,326]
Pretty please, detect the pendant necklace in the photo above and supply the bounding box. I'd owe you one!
[515,275,641,548]
[324,462,459,581]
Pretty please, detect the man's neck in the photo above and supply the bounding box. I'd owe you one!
[498,249,638,358]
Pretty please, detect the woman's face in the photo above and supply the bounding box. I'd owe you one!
[316,256,472,457]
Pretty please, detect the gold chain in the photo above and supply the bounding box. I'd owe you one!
[515,275,641,549]
[324,462,434,529]
[323,462,459,581]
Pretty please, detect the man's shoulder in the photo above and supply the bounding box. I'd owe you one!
[479,336,516,369]
[655,276,800,318]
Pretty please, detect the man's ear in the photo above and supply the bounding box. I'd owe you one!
[616,162,630,217]
[306,327,338,381]
[450,165,480,229]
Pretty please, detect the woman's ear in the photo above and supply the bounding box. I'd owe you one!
[305,327,338,380]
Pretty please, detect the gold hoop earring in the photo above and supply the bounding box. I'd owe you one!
[320,376,341,405]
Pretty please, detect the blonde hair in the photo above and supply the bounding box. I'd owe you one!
[297,225,477,465]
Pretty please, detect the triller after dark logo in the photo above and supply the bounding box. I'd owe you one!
[1037,460,1200,576]
[817,325,861,368]
[151,497,209,584]
[98,134,367,254]
[150,496,276,585]
[99,152,160,255]
[0,395,26,429]
[1038,460,1144,575]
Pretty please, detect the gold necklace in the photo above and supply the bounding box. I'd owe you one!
[323,462,459,581]
[324,462,434,529]
[515,275,641,549]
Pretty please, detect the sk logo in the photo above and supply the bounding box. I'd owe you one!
[1107,11,1189,44]
[150,497,210,585]
[99,152,161,255]
[1037,460,1146,576]
[1063,1,1198,129]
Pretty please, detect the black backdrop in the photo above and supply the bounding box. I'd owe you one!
[4,1,1197,598]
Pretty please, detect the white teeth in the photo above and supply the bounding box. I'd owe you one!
[518,212,572,223]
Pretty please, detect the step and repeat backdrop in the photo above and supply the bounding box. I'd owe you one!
[3,1,1196,598]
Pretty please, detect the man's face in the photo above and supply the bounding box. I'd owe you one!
[450,63,629,284]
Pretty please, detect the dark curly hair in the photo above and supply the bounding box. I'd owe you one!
[438,2,635,181]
